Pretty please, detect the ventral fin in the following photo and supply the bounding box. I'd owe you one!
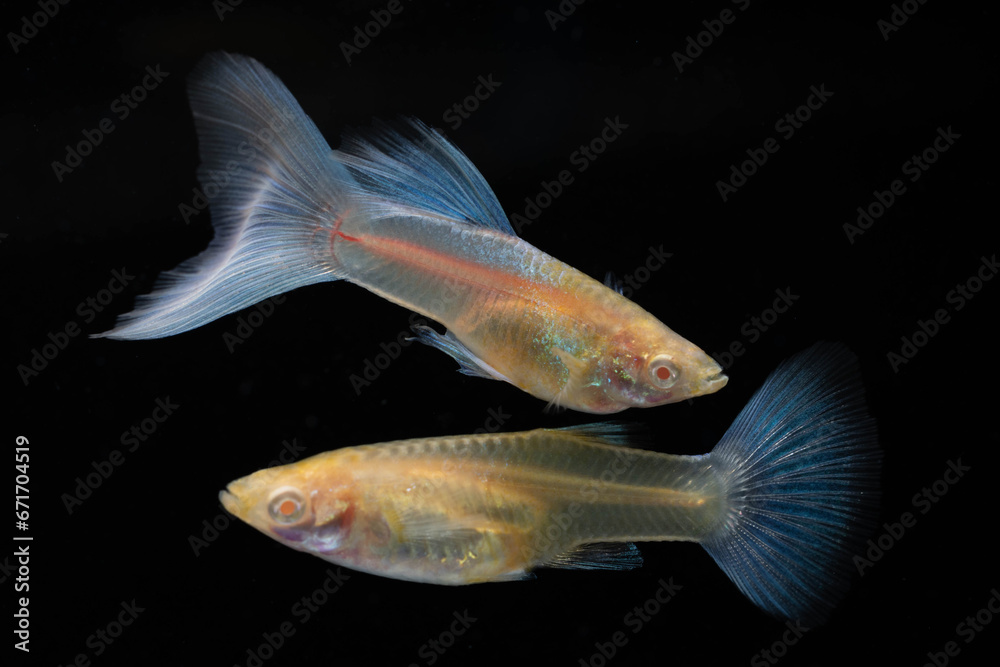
[542,542,644,571]
[409,324,512,383]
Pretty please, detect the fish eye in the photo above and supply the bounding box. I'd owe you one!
[268,487,306,524]
[647,355,680,389]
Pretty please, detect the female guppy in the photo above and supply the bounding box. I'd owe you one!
[221,343,880,624]
[96,52,726,413]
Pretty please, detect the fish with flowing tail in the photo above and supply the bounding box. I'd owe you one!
[221,343,879,624]
[94,52,726,413]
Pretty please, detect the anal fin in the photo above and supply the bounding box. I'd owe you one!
[541,542,644,571]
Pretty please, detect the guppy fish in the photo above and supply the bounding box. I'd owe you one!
[96,52,726,413]
[221,343,879,624]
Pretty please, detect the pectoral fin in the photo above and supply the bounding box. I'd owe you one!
[388,506,523,576]
[390,506,497,548]
[553,347,588,380]
[548,347,591,411]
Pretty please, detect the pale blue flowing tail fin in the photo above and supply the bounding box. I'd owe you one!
[96,52,515,341]
[95,52,356,340]
[702,343,880,625]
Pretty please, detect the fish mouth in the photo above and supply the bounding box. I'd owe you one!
[219,488,243,517]
[703,370,729,392]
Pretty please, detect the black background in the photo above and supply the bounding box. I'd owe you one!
[7,1,997,666]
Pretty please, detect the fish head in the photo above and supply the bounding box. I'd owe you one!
[594,320,728,411]
[220,452,355,557]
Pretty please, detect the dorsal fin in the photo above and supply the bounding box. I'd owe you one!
[333,118,516,235]
[604,271,625,295]
[547,422,644,448]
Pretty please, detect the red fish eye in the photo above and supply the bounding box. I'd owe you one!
[648,355,680,389]
[268,488,306,523]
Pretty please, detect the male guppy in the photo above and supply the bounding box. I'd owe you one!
[96,52,726,413]
[221,343,879,624]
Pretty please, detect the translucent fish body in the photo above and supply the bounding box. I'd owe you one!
[97,52,726,412]
[222,343,881,624]
[224,426,722,585]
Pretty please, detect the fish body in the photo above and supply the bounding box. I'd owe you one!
[221,343,880,624]
[335,218,718,412]
[223,426,722,585]
[96,52,726,413]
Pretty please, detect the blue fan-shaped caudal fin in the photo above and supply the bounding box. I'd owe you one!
[96,52,358,339]
[701,342,880,625]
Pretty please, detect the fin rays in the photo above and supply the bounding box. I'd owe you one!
[97,52,517,341]
[702,342,880,625]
